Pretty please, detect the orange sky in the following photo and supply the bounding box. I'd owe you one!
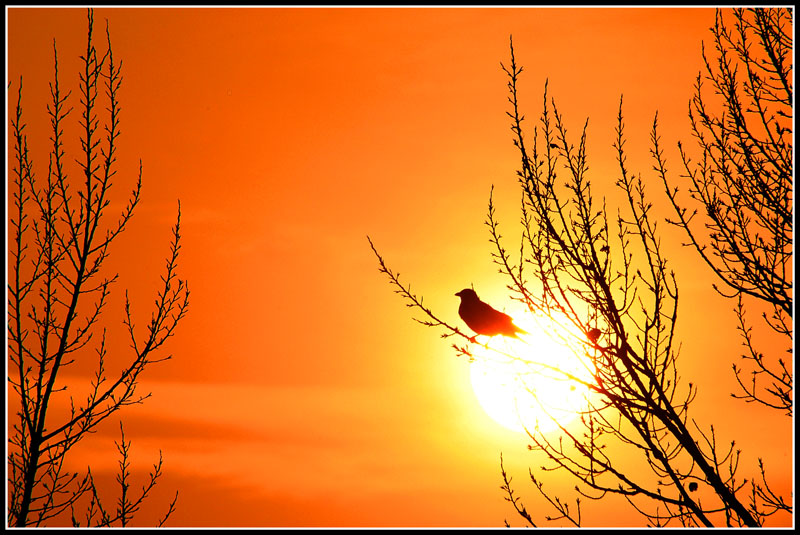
[6,7,793,527]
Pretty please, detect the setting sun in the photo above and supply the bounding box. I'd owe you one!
[468,310,595,434]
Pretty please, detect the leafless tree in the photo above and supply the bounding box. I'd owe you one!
[72,423,178,527]
[368,27,791,527]
[8,9,189,526]
[655,7,792,415]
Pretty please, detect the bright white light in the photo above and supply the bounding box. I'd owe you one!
[469,310,594,434]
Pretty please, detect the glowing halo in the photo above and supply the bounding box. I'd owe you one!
[468,308,595,434]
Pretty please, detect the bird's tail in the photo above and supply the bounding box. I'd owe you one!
[512,326,528,337]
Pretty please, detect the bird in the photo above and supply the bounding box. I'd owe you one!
[455,288,527,340]
[587,328,602,344]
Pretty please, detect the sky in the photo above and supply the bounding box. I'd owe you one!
[6,6,794,528]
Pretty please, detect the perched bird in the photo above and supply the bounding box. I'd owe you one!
[587,328,602,344]
[455,288,527,339]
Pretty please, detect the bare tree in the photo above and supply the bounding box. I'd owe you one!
[73,423,178,527]
[655,7,792,415]
[8,9,189,527]
[368,29,791,527]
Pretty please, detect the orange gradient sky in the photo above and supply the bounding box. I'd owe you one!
[6,7,793,527]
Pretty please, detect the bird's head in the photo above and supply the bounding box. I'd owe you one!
[455,288,479,301]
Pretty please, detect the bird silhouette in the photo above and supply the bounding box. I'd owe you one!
[587,328,602,344]
[455,288,527,340]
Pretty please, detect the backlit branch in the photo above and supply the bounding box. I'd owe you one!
[8,9,188,527]
[655,7,792,414]
[369,13,789,528]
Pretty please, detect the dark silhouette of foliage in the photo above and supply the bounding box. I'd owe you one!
[654,7,792,415]
[369,10,791,527]
[8,9,189,526]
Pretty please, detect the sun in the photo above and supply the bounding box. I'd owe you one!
[468,311,594,434]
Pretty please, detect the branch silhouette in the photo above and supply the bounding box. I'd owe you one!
[8,9,189,527]
[369,15,790,527]
[654,8,792,415]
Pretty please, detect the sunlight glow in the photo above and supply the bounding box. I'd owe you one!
[469,310,595,434]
